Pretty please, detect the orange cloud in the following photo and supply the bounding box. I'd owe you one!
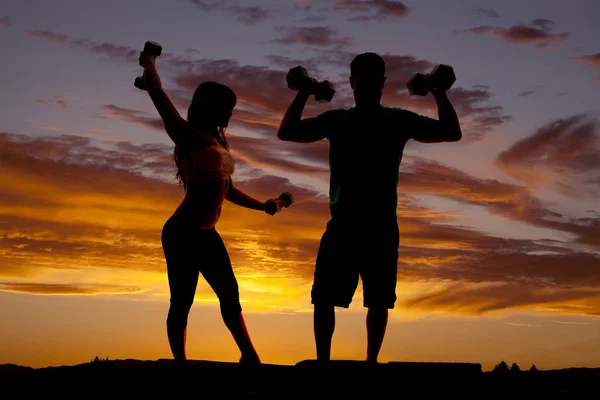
[0,132,330,310]
[495,114,600,199]
[2,129,600,316]
[400,282,600,316]
[0,282,149,296]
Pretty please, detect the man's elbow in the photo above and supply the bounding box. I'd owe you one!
[441,123,462,142]
[277,127,295,141]
[276,129,288,141]
[448,129,462,142]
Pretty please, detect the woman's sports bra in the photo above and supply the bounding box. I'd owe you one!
[181,144,235,182]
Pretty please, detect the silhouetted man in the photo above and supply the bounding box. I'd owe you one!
[277,52,462,362]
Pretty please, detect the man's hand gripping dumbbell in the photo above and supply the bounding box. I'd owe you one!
[286,66,335,102]
[407,64,456,96]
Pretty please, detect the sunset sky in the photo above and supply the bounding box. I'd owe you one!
[1,0,600,371]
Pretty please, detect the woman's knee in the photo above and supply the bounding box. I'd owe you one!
[219,298,242,316]
[166,301,193,328]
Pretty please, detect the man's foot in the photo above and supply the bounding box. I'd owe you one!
[173,358,188,368]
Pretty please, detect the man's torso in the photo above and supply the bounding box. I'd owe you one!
[323,106,414,224]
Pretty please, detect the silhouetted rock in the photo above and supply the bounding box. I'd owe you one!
[0,364,33,372]
[1,359,597,397]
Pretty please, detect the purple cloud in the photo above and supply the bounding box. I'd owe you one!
[456,19,570,49]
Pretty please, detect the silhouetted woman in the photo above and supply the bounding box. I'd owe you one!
[139,51,268,365]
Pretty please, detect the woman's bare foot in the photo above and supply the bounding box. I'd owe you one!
[239,352,261,366]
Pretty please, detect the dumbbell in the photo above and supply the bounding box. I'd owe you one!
[264,192,294,216]
[407,64,456,96]
[286,66,335,102]
[134,41,163,91]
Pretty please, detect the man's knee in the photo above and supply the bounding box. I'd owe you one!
[363,279,397,309]
[367,306,389,316]
[364,297,396,309]
[362,263,398,309]
[314,303,336,313]
[311,264,357,309]
[311,286,352,308]
[312,298,351,309]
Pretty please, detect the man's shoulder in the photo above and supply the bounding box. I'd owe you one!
[382,107,423,130]
[316,108,352,119]
[383,106,420,117]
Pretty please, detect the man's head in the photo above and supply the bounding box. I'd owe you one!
[349,52,386,107]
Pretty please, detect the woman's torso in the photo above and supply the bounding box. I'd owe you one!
[174,137,235,229]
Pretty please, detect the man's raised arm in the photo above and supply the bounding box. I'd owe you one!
[410,90,462,143]
[277,81,330,143]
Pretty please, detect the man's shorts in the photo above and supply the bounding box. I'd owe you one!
[310,218,400,309]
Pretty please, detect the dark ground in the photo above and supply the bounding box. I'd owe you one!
[1,359,598,398]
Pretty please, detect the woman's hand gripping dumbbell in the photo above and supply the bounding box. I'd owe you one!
[264,192,294,216]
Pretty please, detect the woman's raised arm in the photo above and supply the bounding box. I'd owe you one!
[140,52,212,147]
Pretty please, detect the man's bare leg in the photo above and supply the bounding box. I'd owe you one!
[366,307,388,363]
[314,304,335,361]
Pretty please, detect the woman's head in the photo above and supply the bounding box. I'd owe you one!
[187,81,237,133]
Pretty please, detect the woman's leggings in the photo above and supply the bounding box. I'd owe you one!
[161,214,242,330]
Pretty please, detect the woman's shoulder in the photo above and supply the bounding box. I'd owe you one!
[178,132,220,152]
